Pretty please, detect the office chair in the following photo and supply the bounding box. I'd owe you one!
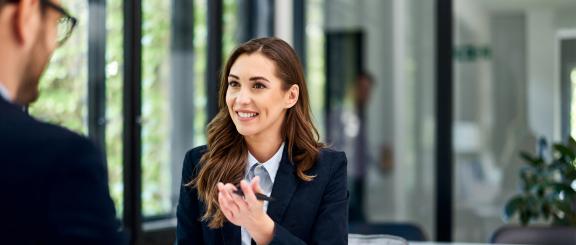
[348,222,428,241]
[491,225,576,245]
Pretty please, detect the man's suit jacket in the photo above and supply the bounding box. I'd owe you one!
[0,97,124,244]
[176,145,348,245]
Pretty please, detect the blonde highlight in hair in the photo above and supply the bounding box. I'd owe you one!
[188,37,323,228]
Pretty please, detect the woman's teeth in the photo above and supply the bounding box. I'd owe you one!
[238,112,258,118]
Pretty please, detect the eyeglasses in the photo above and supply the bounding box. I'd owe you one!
[41,0,77,46]
[5,0,78,45]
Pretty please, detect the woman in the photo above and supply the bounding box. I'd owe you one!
[176,37,348,245]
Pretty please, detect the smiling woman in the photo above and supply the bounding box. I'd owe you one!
[226,53,299,140]
[176,37,349,245]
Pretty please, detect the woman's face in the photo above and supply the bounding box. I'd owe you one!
[226,53,298,140]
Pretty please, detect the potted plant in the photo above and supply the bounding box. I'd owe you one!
[504,137,576,226]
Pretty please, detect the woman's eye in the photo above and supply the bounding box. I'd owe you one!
[253,83,266,89]
[228,81,239,87]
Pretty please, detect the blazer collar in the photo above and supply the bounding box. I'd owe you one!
[266,145,298,223]
[221,146,298,245]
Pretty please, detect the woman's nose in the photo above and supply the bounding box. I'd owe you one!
[235,89,251,105]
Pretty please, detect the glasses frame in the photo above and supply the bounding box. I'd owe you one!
[41,0,78,46]
[4,0,78,45]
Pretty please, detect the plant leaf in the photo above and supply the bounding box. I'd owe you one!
[520,152,544,168]
[554,144,576,161]
[504,196,524,221]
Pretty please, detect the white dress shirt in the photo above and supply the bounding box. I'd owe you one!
[0,82,12,102]
[241,142,284,245]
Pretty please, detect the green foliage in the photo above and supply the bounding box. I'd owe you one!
[505,138,576,226]
[30,0,88,134]
[106,0,124,216]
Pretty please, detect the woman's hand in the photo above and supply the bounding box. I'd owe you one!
[217,177,275,245]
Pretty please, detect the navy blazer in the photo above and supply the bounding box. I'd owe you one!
[0,97,124,244]
[176,145,348,245]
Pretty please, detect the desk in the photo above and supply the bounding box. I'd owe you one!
[411,243,523,245]
[349,234,525,245]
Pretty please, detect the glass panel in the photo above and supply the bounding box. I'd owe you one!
[306,0,326,139]
[194,0,207,146]
[223,0,239,58]
[572,68,576,139]
[141,0,173,217]
[141,0,198,218]
[321,0,436,239]
[107,0,124,216]
[29,0,88,134]
[453,0,576,241]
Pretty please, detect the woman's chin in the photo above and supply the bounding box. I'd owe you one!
[235,127,258,137]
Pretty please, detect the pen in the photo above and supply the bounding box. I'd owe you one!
[233,187,273,201]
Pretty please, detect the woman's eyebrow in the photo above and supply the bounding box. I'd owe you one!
[249,76,271,83]
[228,74,239,79]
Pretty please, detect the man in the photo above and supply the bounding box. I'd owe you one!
[0,0,124,243]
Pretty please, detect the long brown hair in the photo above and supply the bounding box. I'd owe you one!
[190,37,323,228]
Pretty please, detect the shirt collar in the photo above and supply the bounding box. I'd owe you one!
[0,82,12,102]
[246,142,285,182]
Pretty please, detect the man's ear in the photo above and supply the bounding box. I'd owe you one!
[285,84,299,109]
[13,0,41,46]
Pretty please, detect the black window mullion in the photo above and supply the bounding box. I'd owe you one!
[293,0,305,70]
[207,0,223,122]
[88,0,107,151]
[123,0,143,244]
[268,0,275,36]
[238,0,255,42]
[435,0,454,241]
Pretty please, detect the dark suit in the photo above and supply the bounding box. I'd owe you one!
[0,97,124,244]
[176,145,348,245]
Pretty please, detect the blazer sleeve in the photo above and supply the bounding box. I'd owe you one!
[176,148,205,245]
[271,151,349,245]
[47,137,125,244]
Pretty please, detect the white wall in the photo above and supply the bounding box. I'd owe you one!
[527,10,557,141]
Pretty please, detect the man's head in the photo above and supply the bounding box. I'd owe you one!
[0,0,76,105]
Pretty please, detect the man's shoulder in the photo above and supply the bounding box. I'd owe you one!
[15,116,92,148]
[0,106,99,164]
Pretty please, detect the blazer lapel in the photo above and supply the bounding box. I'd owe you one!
[267,147,298,223]
[221,221,240,245]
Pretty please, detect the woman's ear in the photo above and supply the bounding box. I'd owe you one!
[285,84,299,109]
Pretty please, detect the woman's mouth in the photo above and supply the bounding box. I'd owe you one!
[236,111,259,121]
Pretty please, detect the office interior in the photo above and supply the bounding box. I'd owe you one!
[31,0,576,244]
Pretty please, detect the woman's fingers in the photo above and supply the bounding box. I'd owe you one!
[218,187,240,215]
[218,191,235,220]
[251,176,263,194]
[230,188,249,212]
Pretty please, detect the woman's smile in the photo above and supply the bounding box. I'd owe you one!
[236,110,260,121]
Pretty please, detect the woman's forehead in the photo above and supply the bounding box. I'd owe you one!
[230,53,278,77]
